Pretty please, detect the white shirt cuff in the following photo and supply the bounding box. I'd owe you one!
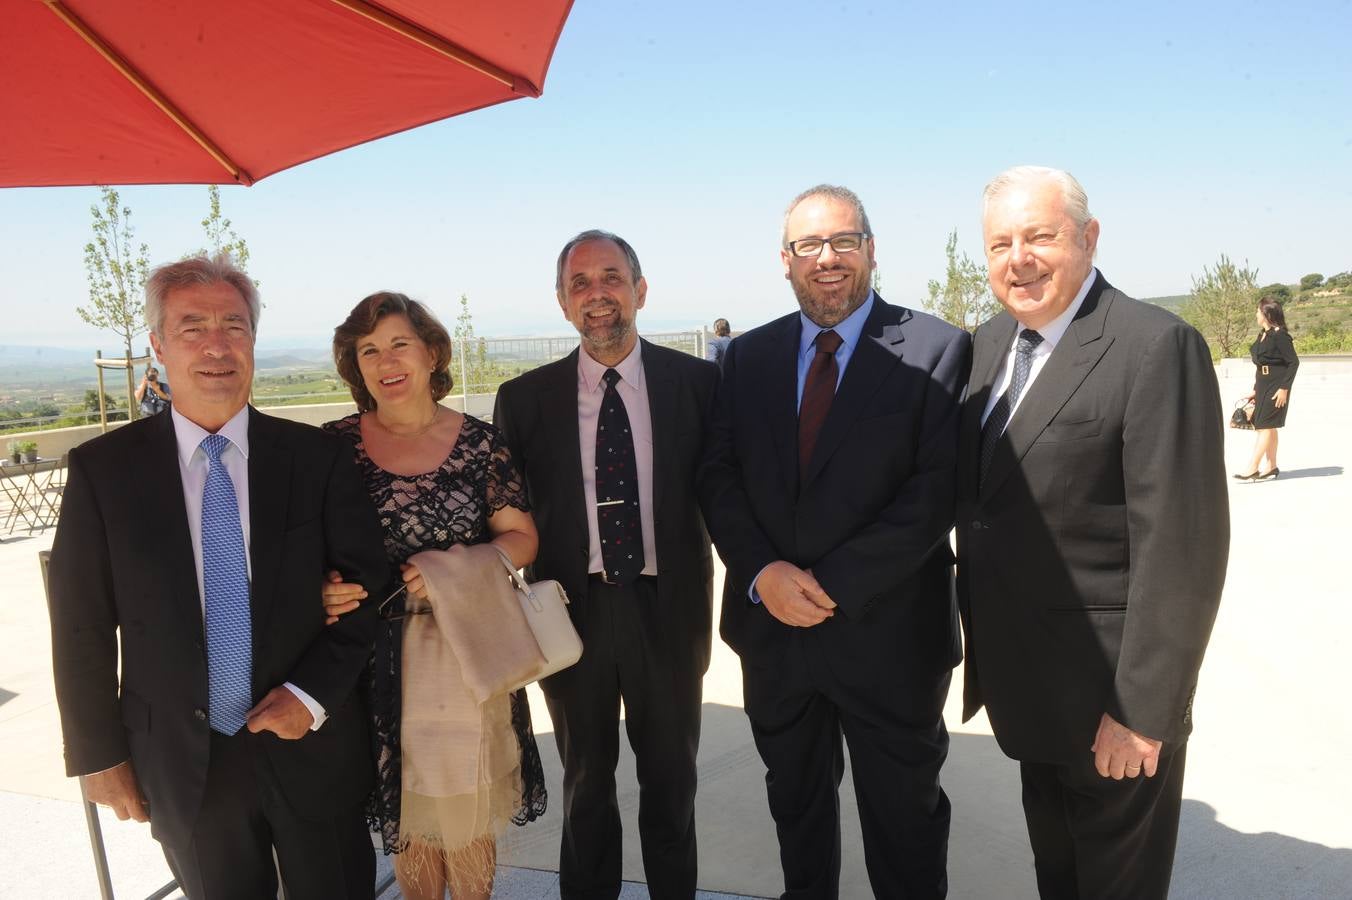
[282,682,327,731]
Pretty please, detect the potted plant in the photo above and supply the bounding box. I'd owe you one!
[6,440,19,465]
[16,440,38,463]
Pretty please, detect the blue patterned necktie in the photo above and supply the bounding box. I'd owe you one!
[979,328,1044,489]
[595,368,644,584]
[200,433,252,735]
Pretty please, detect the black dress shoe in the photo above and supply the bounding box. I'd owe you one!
[1256,468,1280,481]
[1232,471,1259,482]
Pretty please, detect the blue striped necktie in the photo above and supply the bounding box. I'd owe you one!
[200,433,252,735]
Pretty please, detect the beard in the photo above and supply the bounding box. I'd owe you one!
[790,262,873,328]
[577,298,635,355]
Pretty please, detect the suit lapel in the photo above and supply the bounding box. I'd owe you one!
[541,352,588,536]
[768,315,803,488]
[144,410,206,639]
[640,340,675,518]
[803,297,906,486]
[246,407,288,634]
[960,314,1017,498]
[979,275,1116,500]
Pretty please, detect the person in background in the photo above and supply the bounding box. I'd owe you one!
[705,318,732,370]
[135,365,172,416]
[321,291,546,900]
[1235,296,1299,482]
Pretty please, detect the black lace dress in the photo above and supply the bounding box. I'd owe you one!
[324,412,547,855]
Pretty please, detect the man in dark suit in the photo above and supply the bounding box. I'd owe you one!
[493,230,717,900]
[699,185,970,898]
[48,254,389,899]
[956,166,1229,899]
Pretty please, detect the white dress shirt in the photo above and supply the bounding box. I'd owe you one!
[981,268,1098,429]
[576,342,658,577]
[169,406,326,730]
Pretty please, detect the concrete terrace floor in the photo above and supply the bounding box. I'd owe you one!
[2,357,1350,898]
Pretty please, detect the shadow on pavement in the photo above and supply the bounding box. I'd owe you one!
[1267,466,1344,480]
[1172,799,1352,899]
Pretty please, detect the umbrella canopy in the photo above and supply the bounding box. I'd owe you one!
[1,0,573,187]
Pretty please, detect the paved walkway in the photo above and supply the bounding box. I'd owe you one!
[2,358,1349,898]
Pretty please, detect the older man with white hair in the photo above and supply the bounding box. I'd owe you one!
[956,166,1229,899]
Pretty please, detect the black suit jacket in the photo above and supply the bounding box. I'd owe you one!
[956,273,1229,764]
[48,407,390,844]
[699,295,970,676]
[492,339,719,678]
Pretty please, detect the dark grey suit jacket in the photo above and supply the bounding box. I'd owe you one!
[48,407,389,844]
[956,273,1229,764]
[492,339,719,680]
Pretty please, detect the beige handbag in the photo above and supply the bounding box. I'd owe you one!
[493,547,583,692]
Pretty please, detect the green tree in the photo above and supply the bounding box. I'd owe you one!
[923,229,995,332]
[78,187,151,416]
[1258,283,1291,303]
[200,185,254,278]
[1180,255,1260,358]
[1299,273,1324,291]
[451,294,492,393]
[83,389,117,411]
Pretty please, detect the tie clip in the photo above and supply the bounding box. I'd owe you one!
[597,499,625,507]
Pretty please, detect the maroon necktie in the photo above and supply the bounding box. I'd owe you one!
[798,329,843,478]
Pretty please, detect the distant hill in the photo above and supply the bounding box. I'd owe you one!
[255,353,330,370]
[1142,295,1188,311]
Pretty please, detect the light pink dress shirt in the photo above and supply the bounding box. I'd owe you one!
[576,343,658,577]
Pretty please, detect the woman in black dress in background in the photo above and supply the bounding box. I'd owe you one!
[1236,296,1299,481]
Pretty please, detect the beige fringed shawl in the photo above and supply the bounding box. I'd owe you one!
[397,543,545,882]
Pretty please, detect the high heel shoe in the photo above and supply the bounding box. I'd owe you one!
[1232,471,1260,482]
[1255,468,1279,481]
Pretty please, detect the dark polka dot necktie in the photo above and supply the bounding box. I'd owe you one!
[595,368,644,584]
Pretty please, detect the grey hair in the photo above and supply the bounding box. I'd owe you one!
[781,184,873,248]
[145,252,260,336]
[555,229,643,293]
[982,166,1093,229]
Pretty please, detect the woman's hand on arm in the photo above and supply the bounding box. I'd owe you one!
[321,569,368,625]
[487,504,539,570]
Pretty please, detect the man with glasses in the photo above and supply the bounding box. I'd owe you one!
[699,185,970,898]
[494,230,718,899]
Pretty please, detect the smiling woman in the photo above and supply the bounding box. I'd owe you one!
[326,291,546,900]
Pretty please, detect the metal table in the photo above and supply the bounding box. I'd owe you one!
[1,456,64,533]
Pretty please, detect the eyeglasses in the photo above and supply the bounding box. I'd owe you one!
[786,232,870,258]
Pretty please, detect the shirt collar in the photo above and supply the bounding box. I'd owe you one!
[577,339,644,394]
[1028,268,1097,350]
[799,291,875,361]
[172,404,251,468]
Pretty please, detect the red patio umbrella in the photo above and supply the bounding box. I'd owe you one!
[0,0,574,187]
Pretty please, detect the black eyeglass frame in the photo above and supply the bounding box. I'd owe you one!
[785,231,872,258]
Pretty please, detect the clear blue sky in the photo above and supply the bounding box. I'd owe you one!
[1,0,1348,349]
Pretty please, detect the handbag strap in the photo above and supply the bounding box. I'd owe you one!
[491,545,544,612]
